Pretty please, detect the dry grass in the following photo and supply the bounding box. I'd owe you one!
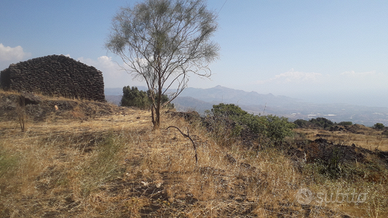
[0,94,387,217]
[295,128,388,151]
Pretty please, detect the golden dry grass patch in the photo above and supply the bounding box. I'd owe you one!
[1,96,387,217]
[295,128,388,151]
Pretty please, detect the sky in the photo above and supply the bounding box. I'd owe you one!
[1,0,388,107]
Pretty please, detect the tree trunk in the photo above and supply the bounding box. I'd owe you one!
[151,104,156,127]
[153,97,161,130]
[153,53,162,130]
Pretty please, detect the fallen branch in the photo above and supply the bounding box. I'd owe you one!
[167,126,198,164]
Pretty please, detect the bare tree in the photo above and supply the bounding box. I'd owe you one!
[106,0,219,129]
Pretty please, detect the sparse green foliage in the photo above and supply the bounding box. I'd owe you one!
[147,90,174,110]
[80,135,125,197]
[0,147,19,178]
[373,123,385,130]
[106,0,219,129]
[325,147,342,179]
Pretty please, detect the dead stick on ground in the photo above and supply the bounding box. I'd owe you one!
[167,126,198,164]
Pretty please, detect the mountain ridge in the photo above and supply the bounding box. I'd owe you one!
[105,86,388,126]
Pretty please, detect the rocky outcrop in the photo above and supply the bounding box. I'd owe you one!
[0,54,105,102]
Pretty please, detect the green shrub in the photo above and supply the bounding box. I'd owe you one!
[120,86,174,109]
[373,123,385,130]
[208,103,263,135]
[309,117,334,129]
[210,103,247,118]
[206,103,295,143]
[294,119,309,128]
[264,115,295,142]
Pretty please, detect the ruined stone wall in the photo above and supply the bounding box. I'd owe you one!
[0,54,105,102]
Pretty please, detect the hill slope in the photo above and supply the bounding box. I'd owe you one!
[2,91,386,217]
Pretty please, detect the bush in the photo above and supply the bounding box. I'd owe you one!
[374,123,385,130]
[309,117,334,129]
[120,86,174,109]
[210,103,247,118]
[206,103,295,143]
[207,103,264,135]
[264,115,295,142]
[294,119,309,128]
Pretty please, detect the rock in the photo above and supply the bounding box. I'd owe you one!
[225,153,237,164]
[21,92,42,105]
[330,125,345,131]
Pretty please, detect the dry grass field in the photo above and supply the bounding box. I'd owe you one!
[294,126,388,152]
[0,91,387,217]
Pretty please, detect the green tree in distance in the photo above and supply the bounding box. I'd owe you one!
[120,86,149,109]
[373,123,385,130]
[120,86,173,109]
[106,0,219,129]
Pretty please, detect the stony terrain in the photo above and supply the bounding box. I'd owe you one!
[0,91,118,123]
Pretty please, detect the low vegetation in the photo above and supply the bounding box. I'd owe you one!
[205,103,295,145]
[294,117,335,129]
[374,123,385,130]
[0,90,387,217]
[120,86,174,110]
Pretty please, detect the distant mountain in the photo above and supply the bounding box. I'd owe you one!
[105,86,388,126]
[178,85,300,107]
[172,97,214,114]
[104,88,123,96]
[105,95,122,105]
[173,86,388,126]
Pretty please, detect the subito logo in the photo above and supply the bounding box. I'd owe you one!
[296,188,313,204]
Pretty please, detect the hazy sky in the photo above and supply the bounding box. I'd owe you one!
[1,0,388,107]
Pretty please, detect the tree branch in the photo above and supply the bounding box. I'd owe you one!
[167,126,198,164]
